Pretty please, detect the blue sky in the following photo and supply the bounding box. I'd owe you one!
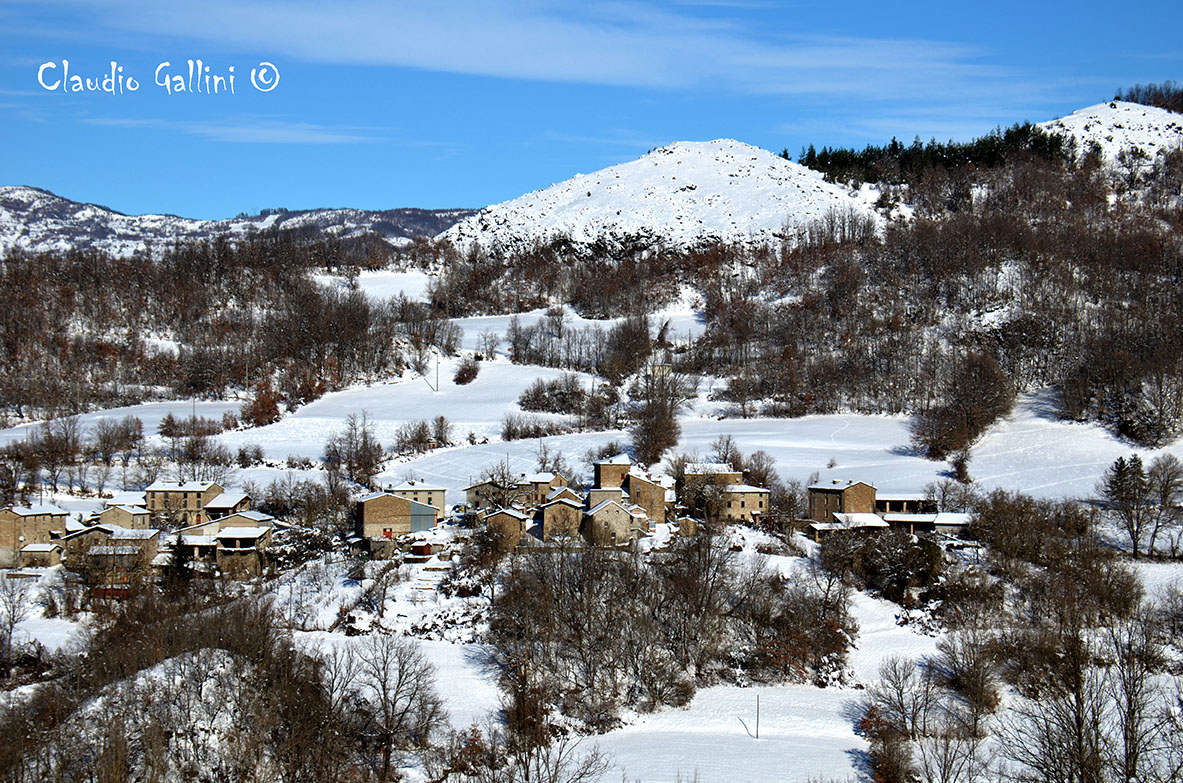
[1,0,1180,219]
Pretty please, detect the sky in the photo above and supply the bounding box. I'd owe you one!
[1,0,1180,219]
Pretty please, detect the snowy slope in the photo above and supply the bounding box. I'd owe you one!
[1039,100,1183,163]
[0,185,474,258]
[441,139,881,252]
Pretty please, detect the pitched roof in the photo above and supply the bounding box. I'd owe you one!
[223,510,274,523]
[685,462,736,474]
[832,512,889,528]
[488,508,530,521]
[20,543,60,553]
[541,497,583,510]
[215,526,270,540]
[587,499,627,516]
[87,545,142,556]
[808,480,875,491]
[7,503,67,516]
[389,482,445,492]
[596,453,631,465]
[146,480,220,492]
[204,492,249,509]
[722,484,771,493]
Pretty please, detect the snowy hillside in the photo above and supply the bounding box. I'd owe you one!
[440,139,882,252]
[0,185,474,258]
[1039,100,1183,163]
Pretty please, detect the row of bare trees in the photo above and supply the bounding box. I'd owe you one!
[484,535,856,732]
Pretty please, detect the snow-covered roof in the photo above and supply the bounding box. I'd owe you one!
[7,503,67,516]
[104,492,145,507]
[21,543,60,553]
[876,493,926,502]
[215,526,270,540]
[808,480,875,491]
[882,512,971,526]
[685,462,736,475]
[587,499,627,516]
[357,491,391,503]
[146,480,218,492]
[722,484,771,493]
[87,545,142,556]
[596,453,632,465]
[107,504,150,515]
[521,472,557,484]
[204,492,248,509]
[832,512,889,528]
[223,510,274,523]
[389,482,444,492]
[545,486,578,501]
[542,497,583,509]
[108,526,159,540]
[488,508,529,521]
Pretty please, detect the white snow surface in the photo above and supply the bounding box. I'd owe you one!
[1039,100,1183,163]
[441,139,881,252]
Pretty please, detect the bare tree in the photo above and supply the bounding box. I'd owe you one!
[0,577,30,678]
[353,633,447,781]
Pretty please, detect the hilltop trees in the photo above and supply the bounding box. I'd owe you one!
[324,413,384,489]
[1099,453,1183,558]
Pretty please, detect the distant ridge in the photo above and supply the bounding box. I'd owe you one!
[0,186,475,258]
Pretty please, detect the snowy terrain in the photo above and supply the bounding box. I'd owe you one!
[0,185,474,258]
[1039,100,1183,164]
[440,139,882,252]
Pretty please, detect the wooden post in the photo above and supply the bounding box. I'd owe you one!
[756,694,760,739]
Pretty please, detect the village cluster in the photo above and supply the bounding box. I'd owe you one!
[0,445,976,594]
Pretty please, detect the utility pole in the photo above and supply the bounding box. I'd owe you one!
[756,694,760,740]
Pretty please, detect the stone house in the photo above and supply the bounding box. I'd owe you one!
[536,498,582,541]
[582,500,647,546]
[685,463,744,485]
[485,508,530,549]
[720,484,772,523]
[386,482,447,515]
[91,504,152,529]
[624,470,669,526]
[145,480,225,526]
[807,481,878,523]
[356,492,438,539]
[203,492,251,520]
[0,504,69,568]
[515,472,569,507]
[20,542,62,568]
[464,479,509,512]
[592,454,632,489]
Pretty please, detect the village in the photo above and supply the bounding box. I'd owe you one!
[0,442,979,598]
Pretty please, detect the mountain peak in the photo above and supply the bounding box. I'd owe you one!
[440,139,880,252]
[1039,100,1183,162]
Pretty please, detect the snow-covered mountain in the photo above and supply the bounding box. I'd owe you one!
[1039,100,1183,163]
[0,186,475,258]
[439,139,881,252]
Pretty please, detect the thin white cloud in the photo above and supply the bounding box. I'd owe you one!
[31,0,1016,102]
[85,116,382,144]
